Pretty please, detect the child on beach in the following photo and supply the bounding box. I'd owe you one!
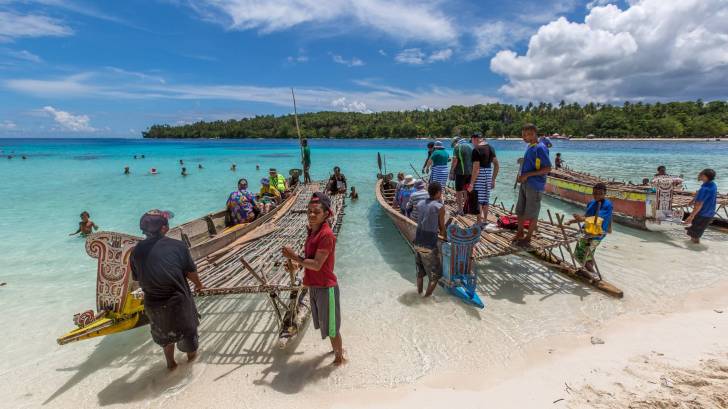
[282,192,346,366]
[555,153,563,169]
[684,169,718,244]
[69,211,99,237]
[567,183,612,275]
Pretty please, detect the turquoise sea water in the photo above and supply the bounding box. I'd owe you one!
[1,138,727,407]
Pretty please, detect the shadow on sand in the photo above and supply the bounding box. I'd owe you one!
[46,294,328,406]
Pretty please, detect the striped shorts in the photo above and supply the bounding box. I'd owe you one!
[430,165,449,189]
[474,167,493,205]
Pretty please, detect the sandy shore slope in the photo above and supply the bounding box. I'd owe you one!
[333,285,728,409]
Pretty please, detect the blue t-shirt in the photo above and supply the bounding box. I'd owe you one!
[522,142,552,191]
[585,199,613,239]
[694,181,718,218]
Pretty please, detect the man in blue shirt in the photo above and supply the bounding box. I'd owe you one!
[514,124,552,244]
[568,183,613,275]
[684,168,718,244]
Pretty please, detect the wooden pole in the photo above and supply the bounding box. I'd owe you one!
[291,88,305,173]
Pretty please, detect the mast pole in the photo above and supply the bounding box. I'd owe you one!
[291,88,305,172]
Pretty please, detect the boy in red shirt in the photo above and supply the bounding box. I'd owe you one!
[282,192,345,365]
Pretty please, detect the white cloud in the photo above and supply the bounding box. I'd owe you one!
[378,49,387,56]
[185,0,457,44]
[4,72,497,112]
[286,48,309,64]
[0,11,73,41]
[41,106,96,132]
[395,48,426,64]
[586,0,613,10]
[6,49,43,63]
[428,48,452,62]
[490,0,728,102]
[395,48,453,64]
[331,54,364,67]
[331,97,371,113]
[0,120,17,130]
[466,22,531,61]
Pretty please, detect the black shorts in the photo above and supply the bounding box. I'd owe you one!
[454,174,471,191]
[686,215,712,239]
[145,294,200,351]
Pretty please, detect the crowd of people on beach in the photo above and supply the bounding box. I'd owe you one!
[68,129,721,371]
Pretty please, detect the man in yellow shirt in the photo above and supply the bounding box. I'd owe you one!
[269,168,287,195]
[258,177,281,213]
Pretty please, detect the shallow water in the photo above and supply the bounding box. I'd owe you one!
[1,138,727,408]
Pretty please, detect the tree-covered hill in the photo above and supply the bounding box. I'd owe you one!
[143,100,728,139]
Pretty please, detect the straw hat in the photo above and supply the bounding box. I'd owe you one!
[403,175,415,186]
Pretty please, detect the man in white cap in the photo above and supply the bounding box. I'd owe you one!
[130,210,205,370]
[396,175,416,213]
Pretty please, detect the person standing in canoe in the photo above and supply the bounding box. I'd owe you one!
[282,192,346,366]
[426,141,449,191]
[567,183,612,275]
[514,124,552,245]
[422,141,435,174]
[468,132,500,227]
[450,137,473,215]
[130,210,205,370]
[684,168,718,244]
[302,139,312,183]
[414,182,446,296]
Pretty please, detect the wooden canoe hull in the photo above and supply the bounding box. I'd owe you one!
[58,188,298,345]
[546,175,650,230]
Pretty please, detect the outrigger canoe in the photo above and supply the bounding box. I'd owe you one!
[375,161,623,305]
[58,186,300,345]
[546,168,728,231]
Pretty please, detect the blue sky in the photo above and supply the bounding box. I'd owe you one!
[1,0,726,137]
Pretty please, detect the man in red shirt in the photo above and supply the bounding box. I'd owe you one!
[282,192,345,365]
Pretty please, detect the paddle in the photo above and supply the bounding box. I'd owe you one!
[513,159,523,190]
[377,152,383,174]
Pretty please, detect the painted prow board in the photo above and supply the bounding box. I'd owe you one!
[440,223,484,309]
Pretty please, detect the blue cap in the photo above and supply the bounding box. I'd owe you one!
[434,140,444,149]
[261,177,270,185]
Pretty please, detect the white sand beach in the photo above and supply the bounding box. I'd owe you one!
[5,221,727,409]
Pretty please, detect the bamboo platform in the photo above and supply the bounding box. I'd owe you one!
[377,179,623,298]
[192,182,346,347]
[57,182,346,347]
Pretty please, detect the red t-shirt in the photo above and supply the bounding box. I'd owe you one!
[303,222,337,287]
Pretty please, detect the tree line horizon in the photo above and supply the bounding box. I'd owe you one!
[143,100,728,139]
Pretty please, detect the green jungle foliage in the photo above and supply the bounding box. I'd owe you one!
[144,100,728,139]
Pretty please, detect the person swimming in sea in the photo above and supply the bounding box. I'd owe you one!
[150,168,158,175]
[198,164,203,170]
[179,159,184,166]
[231,163,237,172]
[69,211,99,237]
[124,166,130,175]
[141,154,145,159]
[349,186,359,200]
[181,167,188,176]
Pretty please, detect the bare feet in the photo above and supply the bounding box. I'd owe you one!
[187,351,198,362]
[166,360,178,371]
[333,355,348,366]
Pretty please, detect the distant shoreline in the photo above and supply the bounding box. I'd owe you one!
[141,136,725,142]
